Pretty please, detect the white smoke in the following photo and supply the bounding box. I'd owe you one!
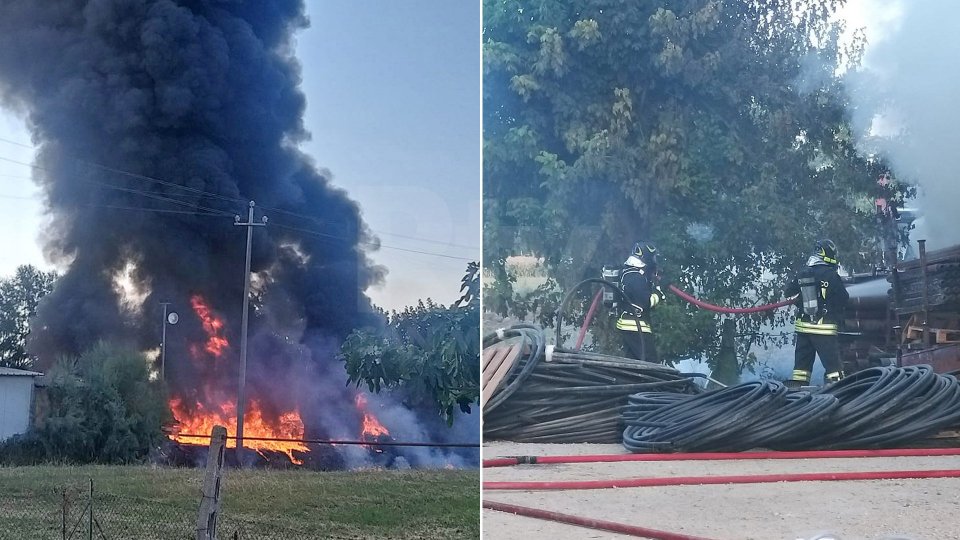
[844,0,960,249]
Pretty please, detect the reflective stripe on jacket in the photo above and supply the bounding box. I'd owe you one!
[616,317,652,333]
[795,319,838,336]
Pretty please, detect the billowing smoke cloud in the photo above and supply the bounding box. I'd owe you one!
[0,1,475,466]
[845,0,960,249]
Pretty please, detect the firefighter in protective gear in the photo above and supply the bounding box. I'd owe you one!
[616,241,667,363]
[785,239,849,387]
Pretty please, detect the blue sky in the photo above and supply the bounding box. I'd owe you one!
[0,1,480,311]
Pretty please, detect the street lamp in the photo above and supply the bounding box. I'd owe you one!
[161,303,179,380]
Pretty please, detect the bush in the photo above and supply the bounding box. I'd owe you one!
[0,342,169,464]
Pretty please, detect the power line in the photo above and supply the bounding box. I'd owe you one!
[89,204,227,217]
[271,221,476,261]
[0,145,480,251]
[1,157,473,260]
[173,433,480,448]
[0,155,234,217]
[0,135,33,149]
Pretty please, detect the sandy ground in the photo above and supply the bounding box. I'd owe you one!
[482,442,960,540]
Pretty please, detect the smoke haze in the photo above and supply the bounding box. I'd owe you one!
[845,0,960,249]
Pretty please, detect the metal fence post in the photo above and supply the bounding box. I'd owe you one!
[88,479,93,540]
[62,489,67,540]
[196,425,227,540]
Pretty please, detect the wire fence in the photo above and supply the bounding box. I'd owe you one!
[0,479,344,540]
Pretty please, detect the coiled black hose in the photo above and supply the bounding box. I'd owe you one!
[622,365,960,452]
[483,325,701,443]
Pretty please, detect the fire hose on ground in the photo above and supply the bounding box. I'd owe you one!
[483,447,960,539]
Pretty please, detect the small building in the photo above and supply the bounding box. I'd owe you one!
[0,367,42,441]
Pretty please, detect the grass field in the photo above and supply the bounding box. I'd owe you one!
[0,465,479,540]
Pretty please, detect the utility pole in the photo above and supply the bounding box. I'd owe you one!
[234,200,267,454]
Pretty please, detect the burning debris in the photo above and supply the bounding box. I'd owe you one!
[0,2,477,469]
[355,394,392,452]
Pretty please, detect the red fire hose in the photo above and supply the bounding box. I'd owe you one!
[667,284,796,314]
[574,289,603,350]
[573,284,795,351]
[485,469,960,491]
[484,448,960,536]
[483,447,960,468]
[483,500,719,540]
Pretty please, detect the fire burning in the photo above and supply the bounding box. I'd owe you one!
[169,398,307,465]
[190,295,229,358]
[355,394,391,452]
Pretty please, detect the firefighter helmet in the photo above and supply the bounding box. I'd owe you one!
[814,239,838,265]
[626,241,658,268]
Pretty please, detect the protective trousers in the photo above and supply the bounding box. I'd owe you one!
[792,332,842,383]
[619,329,660,364]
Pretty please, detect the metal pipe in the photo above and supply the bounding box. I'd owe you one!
[919,239,930,346]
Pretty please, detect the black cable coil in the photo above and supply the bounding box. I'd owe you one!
[483,325,702,443]
[622,365,960,452]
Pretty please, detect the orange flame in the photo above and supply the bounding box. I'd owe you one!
[169,398,307,465]
[355,394,390,443]
[190,295,229,357]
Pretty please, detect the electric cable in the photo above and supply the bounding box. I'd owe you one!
[621,365,960,452]
[483,325,700,442]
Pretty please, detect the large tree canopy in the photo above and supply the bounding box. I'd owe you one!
[0,265,57,369]
[340,263,481,424]
[483,0,912,367]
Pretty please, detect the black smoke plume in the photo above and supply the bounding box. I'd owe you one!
[0,1,476,467]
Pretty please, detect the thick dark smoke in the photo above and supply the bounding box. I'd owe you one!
[0,1,479,467]
[0,0,382,355]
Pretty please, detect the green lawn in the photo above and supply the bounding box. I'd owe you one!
[0,465,480,539]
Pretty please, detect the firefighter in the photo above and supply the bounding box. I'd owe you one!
[785,239,849,388]
[616,241,666,364]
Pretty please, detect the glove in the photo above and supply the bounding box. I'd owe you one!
[650,286,666,308]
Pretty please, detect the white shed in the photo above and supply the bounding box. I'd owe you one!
[0,367,42,441]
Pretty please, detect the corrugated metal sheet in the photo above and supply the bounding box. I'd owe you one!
[0,367,42,377]
[0,375,35,440]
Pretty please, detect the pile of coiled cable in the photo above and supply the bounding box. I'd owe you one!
[483,325,701,443]
[623,365,960,452]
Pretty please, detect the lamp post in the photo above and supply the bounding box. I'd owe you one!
[160,303,179,380]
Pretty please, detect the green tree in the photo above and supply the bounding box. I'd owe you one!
[0,341,169,464]
[340,263,481,424]
[483,0,912,371]
[0,265,57,369]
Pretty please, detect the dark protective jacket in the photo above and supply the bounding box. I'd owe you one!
[616,265,664,333]
[785,261,849,336]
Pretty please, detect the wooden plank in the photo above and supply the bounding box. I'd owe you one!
[481,343,523,407]
[482,345,513,386]
[482,344,509,373]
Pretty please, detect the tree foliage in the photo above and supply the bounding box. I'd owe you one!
[483,0,913,369]
[0,265,57,369]
[0,341,169,465]
[340,263,481,424]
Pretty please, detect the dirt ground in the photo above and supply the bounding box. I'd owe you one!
[482,442,960,540]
